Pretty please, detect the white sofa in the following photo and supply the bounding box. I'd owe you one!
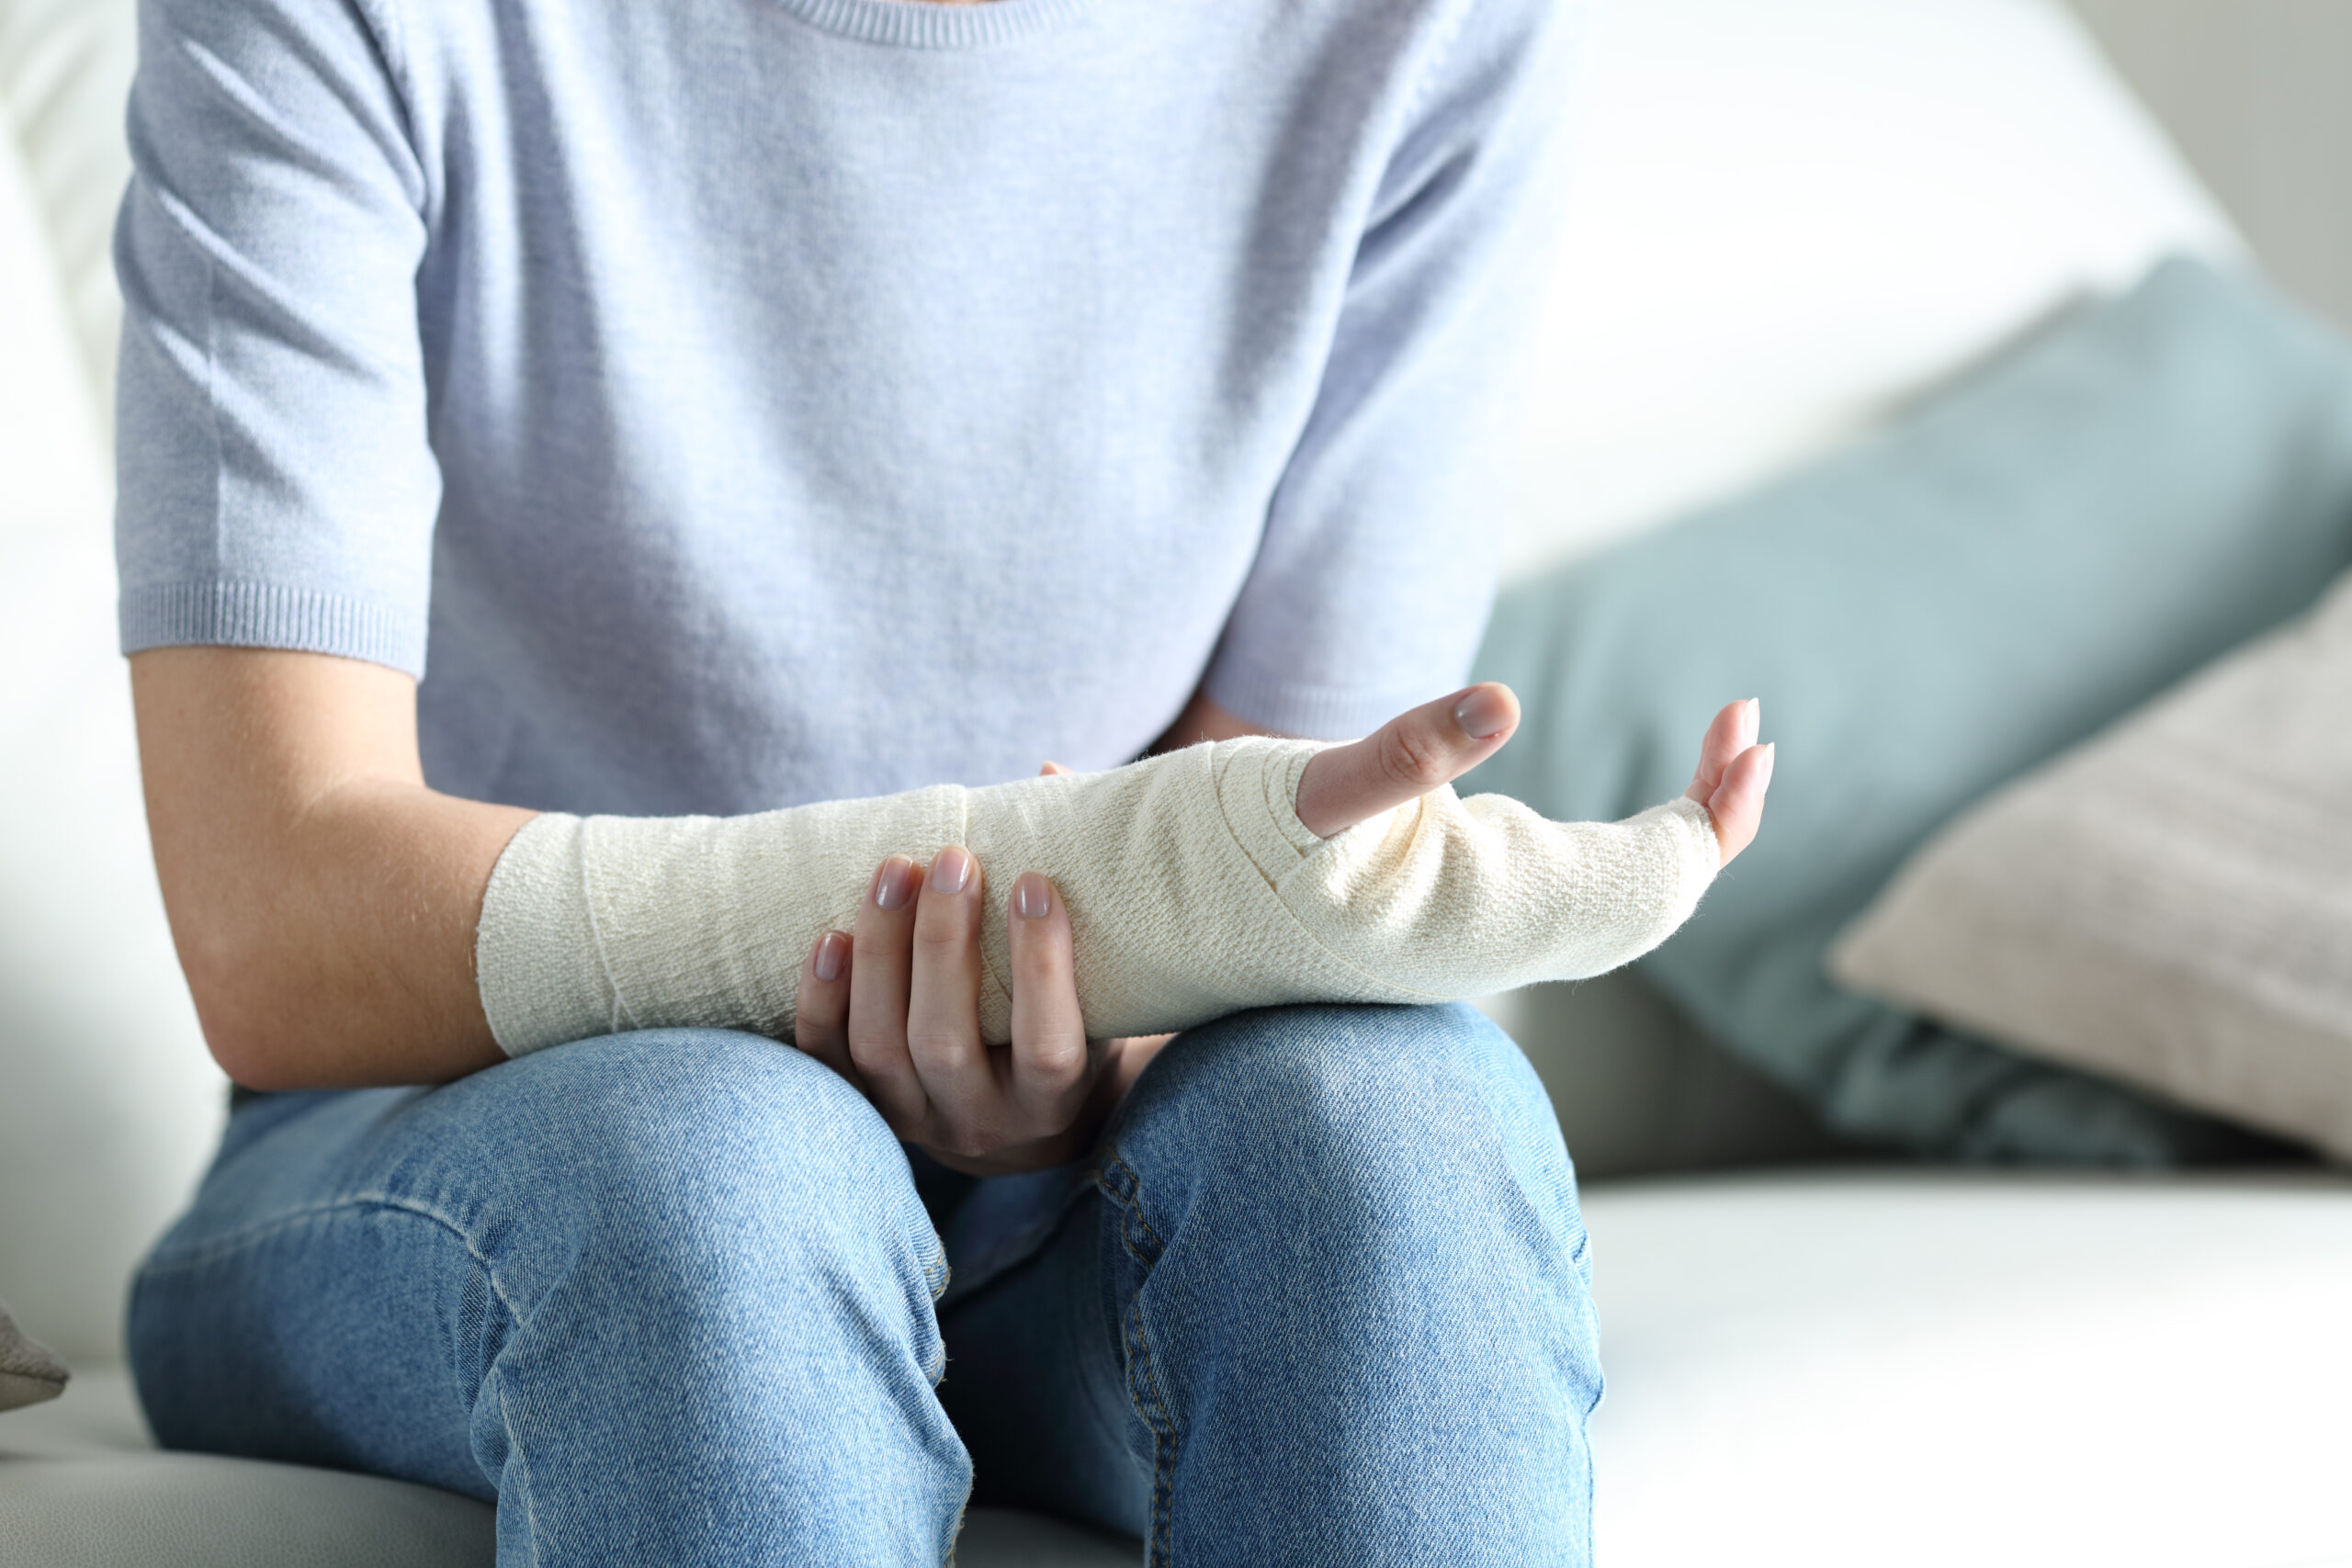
[5,1,2348,1563]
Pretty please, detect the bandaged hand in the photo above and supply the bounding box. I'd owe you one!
[475,685,1770,1062]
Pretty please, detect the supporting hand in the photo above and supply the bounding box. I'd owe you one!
[791,850,1157,1175]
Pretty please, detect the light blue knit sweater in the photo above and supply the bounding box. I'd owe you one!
[114,0,1576,814]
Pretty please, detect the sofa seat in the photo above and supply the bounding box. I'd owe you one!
[6,1168,2347,1568]
[1589,1169,2352,1568]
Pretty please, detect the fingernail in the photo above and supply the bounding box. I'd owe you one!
[812,931,847,983]
[1746,698,1763,744]
[929,845,973,895]
[1758,742,1777,785]
[873,855,916,910]
[1453,685,1512,741]
[1014,873,1053,919]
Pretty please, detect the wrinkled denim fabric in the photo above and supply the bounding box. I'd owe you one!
[131,1004,1599,1565]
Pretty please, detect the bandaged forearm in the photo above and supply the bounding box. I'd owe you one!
[475,736,1720,1055]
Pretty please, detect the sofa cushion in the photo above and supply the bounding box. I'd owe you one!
[1584,1171,2352,1568]
[1831,567,2352,1159]
[0,92,106,518]
[0,0,230,1375]
[0,503,227,1368]
[1500,0,2236,578]
[1472,255,2352,1162]
[0,0,137,425]
[0,1371,492,1568]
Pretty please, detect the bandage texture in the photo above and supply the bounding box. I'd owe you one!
[478,737,1720,1054]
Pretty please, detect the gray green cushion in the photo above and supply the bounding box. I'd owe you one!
[1471,257,2352,1162]
[1829,569,2352,1161]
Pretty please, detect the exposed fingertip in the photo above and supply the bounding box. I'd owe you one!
[928,844,974,895]
[1452,682,1518,742]
[1013,872,1055,920]
[811,929,848,984]
[872,855,917,910]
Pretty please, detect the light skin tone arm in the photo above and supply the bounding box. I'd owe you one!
[130,645,1770,1168]
[130,647,530,1089]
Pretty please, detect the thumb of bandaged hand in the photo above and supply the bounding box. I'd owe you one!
[475,736,1720,1055]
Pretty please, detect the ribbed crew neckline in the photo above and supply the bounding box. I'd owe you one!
[768,0,1099,50]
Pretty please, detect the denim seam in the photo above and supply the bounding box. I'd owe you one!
[933,1165,1095,1312]
[944,1492,969,1568]
[490,1362,545,1567]
[147,1191,537,1529]
[1123,1301,1180,1568]
[923,1240,952,1304]
[1094,1156,1179,1567]
[137,1191,529,1330]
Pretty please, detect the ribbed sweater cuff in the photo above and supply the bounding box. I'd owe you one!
[119,581,427,677]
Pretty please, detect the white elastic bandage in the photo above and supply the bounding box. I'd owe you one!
[475,736,1721,1055]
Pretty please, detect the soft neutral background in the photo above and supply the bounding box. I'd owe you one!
[2070,0,2352,333]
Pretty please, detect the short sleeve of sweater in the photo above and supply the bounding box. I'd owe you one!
[114,0,439,676]
[1201,0,1583,739]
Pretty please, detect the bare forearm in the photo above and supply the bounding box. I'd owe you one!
[132,648,533,1089]
[131,661,1250,1092]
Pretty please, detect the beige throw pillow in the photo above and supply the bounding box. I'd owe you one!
[1830,569,2352,1159]
[0,1296,67,1411]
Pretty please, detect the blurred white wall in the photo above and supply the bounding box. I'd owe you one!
[2070,0,2352,332]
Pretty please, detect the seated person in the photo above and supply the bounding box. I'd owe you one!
[113,0,1770,1558]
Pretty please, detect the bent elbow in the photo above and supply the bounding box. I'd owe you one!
[201,1025,305,1094]
[175,931,311,1092]
[187,981,292,1092]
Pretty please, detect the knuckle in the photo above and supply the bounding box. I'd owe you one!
[905,1023,971,1059]
[845,1029,899,1070]
[1028,1049,1085,1089]
[849,922,907,964]
[1376,722,1452,791]
[911,909,968,955]
[1012,929,1069,982]
[1023,1026,1088,1078]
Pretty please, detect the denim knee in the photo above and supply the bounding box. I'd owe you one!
[443,1031,948,1349]
[1095,1002,1601,1567]
[129,1030,971,1551]
[1108,1002,1585,1273]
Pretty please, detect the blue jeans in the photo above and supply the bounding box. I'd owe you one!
[130,1004,1600,1565]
